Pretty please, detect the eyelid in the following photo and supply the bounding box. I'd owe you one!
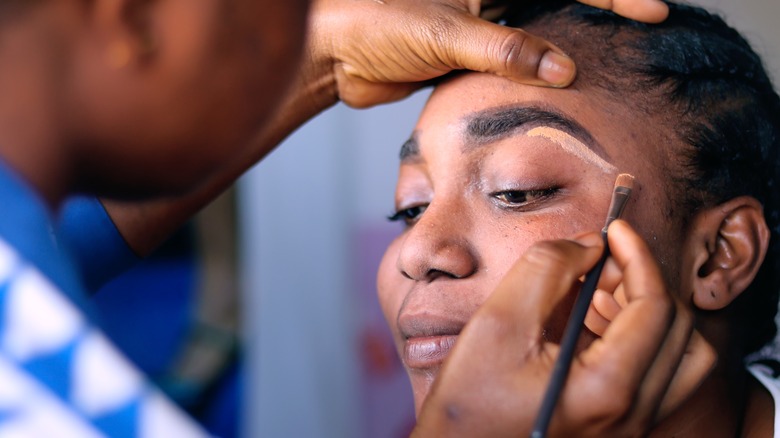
[489,187,559,210]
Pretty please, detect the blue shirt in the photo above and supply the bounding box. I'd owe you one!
[0,160,207,437]
[59,196,140,294]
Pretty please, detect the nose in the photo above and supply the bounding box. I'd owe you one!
[396,200,478,282]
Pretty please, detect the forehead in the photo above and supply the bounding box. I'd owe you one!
[411,73,674,178]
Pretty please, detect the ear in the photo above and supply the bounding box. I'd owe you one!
[91,0,156,69]
[683,197,770,311]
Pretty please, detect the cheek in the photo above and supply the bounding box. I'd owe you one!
[230,1,308,102]
[476,208,604,261]
[377,237,405,335]
[626,211,686,292]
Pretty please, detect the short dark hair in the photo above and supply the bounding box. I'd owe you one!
[505,1,780,354]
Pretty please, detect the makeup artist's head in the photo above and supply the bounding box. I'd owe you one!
[2,0,308,201]
[377,1,780,413]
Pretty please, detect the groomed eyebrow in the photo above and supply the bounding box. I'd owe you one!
[399,132,420,162]
[464,105,608,160]
[398,105,609,164]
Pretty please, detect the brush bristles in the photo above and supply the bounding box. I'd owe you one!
[603,173,634,231]
[615,173,635,190]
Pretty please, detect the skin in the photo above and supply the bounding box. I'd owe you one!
[65,0,311,198]
[95,0,671,257]
[0,0,309,205]
[0,0,680,435]
[379,71,772,435]
[525,126,617,173]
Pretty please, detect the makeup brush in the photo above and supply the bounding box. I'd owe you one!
[531,173,635,438]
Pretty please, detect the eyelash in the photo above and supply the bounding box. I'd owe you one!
[388,187,558,226]
[490,187,559,210]
[387,204,428,226]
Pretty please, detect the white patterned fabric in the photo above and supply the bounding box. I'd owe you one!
[0,238,208,438]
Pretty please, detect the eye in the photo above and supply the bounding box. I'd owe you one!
[491,187,558,209]
[387,204,428,226]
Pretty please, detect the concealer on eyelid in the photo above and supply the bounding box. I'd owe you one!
[525,126,617,174]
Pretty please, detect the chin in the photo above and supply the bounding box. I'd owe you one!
[409,371,437,416]
[72,168,202,201]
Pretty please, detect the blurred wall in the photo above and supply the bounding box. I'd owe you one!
[697,0,780,82]
[239,92,428,438]
[238,1,780,437]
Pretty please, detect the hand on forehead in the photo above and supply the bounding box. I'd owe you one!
[576,0,669,22]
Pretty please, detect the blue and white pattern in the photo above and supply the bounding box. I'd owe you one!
[0,238,208,437]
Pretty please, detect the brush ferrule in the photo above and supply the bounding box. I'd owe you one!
[602,185,632,233]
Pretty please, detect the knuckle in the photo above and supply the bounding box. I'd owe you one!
[492,31,537,74]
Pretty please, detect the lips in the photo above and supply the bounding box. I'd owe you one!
[398,313,466,370]
[404,335,458,369]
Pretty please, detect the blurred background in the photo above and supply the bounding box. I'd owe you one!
[90,1,780,437]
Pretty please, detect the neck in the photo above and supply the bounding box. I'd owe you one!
[741,371,775,437]
[650,363,745,437]
[650,313,774,437]
[0,4,75,209]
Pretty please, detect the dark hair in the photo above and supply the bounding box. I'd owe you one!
[505,1,780,354]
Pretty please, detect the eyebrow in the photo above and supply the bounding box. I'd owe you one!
[463,105,606,158]
[400,133,420,161]
[398,105,610,164]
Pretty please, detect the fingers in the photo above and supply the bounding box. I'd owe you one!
[655,330,716,420]
[465,0,481,17]
[631,297,693,426]
[576,220,714,429]
[584,288,621,336]
[450,14,577,87]
[576,220,674,408]
[478,0,510,21]
[415,233,605,435]
[334,64,423,108]
[482,233,604,334]
[577,0,670,23]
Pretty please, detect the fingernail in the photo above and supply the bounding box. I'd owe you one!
[538,51,576,87]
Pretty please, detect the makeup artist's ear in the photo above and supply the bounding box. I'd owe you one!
[682,197,769,310]
[90,0,157,69]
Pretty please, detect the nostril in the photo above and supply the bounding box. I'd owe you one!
[426,268,461,281]
[399,266,457,282]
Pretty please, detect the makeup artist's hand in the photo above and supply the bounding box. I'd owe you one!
[99,0,671,261]
[576,0,669,22]
[302,0,670,109]
[412,220,715,437]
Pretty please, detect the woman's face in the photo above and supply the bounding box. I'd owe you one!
[377,72,690,413]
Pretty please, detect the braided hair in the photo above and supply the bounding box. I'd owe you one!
[507,1,780,354]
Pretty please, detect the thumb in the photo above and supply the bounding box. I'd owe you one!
[578,0,670,24]
[446,14,577,87]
